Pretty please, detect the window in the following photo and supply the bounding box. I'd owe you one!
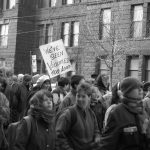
[0,0,4,10]
[131,5,143,38]
[61,21,80,47]
[145,56,150,81]
[100,59,108,74]
[100,9,111,39]
[6,0,16,9]
[128,56,139,78]
[49,0,56,7]
[146,4,150,37]
[38,25,44,47]
[70,22,79,46]
[45,24,53,44]
[37,0,48,8]
[0,24,9,47]
[62,0,74,5]
[61,22,70,46]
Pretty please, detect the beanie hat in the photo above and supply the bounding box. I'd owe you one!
[36,75,50,87]
[32,74,41,84]
[120,77,143,97]
[23,74,32,82]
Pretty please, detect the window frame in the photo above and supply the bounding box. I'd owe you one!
[37,24,45,47]
[100,8,111,39]
[144,56,150,82]
[127,56,139,78]
[146,3,150,37]
[49,0,56,7]
[6,0,16,9]
[45,24,53,44]
[62,0,74,5]
[131,5,143,38]
[70,21,79,47]
[61,22,70,47]
[0,24,9,47]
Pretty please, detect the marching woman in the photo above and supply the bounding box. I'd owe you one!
[13,89,56,150]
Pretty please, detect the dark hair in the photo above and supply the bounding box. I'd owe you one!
[29,89,53,107]
[143,82,150,91]
[58,77,70,87]
[23,74,32,83]
[0,77,7,92]
[77,82,92,96]
[95,74,109,91]
[71,75,84,89]
[6,69,13,77]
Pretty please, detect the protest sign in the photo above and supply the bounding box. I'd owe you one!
[40,39,72,78]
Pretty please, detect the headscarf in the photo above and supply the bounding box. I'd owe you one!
[28,106,55,124]
[28,90,55,125]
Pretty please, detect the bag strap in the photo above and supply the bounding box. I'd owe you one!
[23,116,32,137]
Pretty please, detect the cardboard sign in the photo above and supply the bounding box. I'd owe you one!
[40,39,72,78]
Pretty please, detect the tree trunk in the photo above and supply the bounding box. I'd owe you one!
[110,66,113,91]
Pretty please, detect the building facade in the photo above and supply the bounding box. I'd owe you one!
[0,0,150,83]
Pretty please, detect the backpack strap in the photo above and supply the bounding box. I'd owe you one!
[23,116,32,137]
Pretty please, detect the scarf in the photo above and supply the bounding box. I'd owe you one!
[122,96,143,114]
[29,107,55,125]
[122,96,149,134]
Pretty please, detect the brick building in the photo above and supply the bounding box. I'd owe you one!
[0,0,150,83]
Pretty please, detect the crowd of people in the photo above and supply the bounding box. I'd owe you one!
[0,68,150,150]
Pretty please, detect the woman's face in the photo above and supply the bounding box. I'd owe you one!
[0,82,5,93]
[128,87,143,100]
[42,95,53,111]
[76,90,91,109]
[102,75,109,88]
[42,81,51,90]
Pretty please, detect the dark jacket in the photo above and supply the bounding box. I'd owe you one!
[90,98,106,134]
[99,103,149,150]
[13,116,56,150]
[0,92,9,149]
[56,105,100,150]
[16,83,30,118]
[58,89,76,111]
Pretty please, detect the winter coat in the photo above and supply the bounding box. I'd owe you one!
[143,93,150,118]
[13,116,56,150]
[56,104,100,150]
[16,83,30,119]
[90,98,106,134]
[0,92,9,149]
[0,92,10,124]
[58,89,76,111]
[99,103,149,150]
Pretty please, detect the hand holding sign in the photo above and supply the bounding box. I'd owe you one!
[40,39,72,78]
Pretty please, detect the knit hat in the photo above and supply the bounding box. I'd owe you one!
[32,74,41,84]
[120,77,143,97]
[36,75,50,87]
[23,74,32,82]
